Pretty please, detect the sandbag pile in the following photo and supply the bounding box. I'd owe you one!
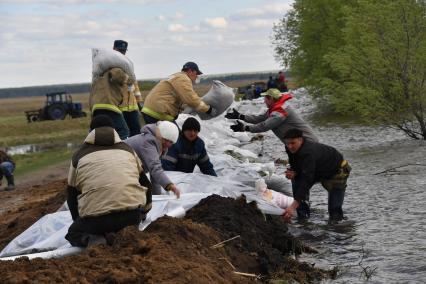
[91,48,135,82]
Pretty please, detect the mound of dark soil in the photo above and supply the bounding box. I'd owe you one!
[0,183,331,283]
[186,194,325,282]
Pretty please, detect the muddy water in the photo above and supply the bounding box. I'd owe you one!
[237,93,426,283]
[291,129,426,284]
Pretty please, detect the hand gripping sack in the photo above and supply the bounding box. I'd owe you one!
[184,80,235,120]
[92,48,136,82]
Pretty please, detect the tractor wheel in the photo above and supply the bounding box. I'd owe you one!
[47,104,66,120]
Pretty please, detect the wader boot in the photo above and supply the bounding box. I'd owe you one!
[5,174,15,191]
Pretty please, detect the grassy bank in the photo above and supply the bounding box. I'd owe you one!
[0,93,91,148]
[13,148,73,177]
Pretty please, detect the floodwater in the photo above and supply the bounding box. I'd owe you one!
[6,142,76,156]
[237,90,426,283]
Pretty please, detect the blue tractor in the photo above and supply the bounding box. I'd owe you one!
[25,92,87,122]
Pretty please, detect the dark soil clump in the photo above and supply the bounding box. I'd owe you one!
[186,194,328,282]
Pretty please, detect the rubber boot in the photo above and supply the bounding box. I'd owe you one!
[5,174,15,191]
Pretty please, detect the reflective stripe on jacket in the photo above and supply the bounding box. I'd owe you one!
[90,67,135,114]
[161,135,217,176]
[119,82,141,112]
[142,72,209,118]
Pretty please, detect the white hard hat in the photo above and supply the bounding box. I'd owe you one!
[157,121,179,143]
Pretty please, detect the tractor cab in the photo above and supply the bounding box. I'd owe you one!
[25,91,86,122]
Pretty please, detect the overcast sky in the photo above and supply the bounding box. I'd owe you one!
[0,0,293,88]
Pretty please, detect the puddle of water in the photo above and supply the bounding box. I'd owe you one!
[6,143,76,156]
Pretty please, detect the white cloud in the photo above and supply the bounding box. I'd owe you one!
[168,23,188,32]
[232,3,291,19]
[0,1,289,87]
[204,17,227,29]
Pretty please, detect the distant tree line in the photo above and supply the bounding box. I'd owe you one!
[0,71,284,99]
[273,0,426,139]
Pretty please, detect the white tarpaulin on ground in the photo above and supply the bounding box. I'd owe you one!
[0,108,294,260]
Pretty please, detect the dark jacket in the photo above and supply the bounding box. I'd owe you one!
[287,139,343,202]
[161,134,217,177]
[0,150,14,167]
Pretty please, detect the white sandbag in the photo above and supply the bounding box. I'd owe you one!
[255,178,294,209]
[184,80,235,120]
[92,48,135,82]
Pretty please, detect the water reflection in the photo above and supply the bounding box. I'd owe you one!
[6,143,76,156]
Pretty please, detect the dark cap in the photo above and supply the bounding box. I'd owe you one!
[90,115,114,131]
[283,128,304,139]
[182,61,202,75]
[113,40,128,51]
[182,117,201,132]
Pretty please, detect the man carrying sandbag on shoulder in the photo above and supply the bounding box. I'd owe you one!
[142,62,213,123]
[90,40,136,140]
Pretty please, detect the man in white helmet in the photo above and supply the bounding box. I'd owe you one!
[125,121,181,196]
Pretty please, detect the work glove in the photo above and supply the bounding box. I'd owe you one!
[225,108,243,120]
[230,120,246,132]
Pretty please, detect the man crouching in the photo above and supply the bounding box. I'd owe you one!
[65,115,152,247]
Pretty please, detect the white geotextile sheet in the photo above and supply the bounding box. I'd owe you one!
[0,100,297,261]
[0,171,285,260]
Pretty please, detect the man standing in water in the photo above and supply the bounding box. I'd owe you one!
[282,128,351,222]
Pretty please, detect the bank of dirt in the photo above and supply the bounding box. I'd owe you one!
[0,181,333,283]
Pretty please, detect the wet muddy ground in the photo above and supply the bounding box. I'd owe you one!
[0,180,333,283]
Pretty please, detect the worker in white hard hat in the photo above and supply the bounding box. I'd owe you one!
[125,121,181,196]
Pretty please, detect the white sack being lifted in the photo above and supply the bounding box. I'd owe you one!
[91,48,136,82]
[184,80,235,120]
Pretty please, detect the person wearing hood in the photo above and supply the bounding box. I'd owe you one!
[125,121,181,196]
[161,117,217,176]
[141,62,213,124]
[65,115,151,247]
[226,88,319,144]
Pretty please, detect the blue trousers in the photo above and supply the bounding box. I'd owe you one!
[0,161,15,186]
[142,113,159,124]
[93,110,129,140]
[123,111,141,137]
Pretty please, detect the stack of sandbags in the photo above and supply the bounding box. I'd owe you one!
[184,80,235,120]
[91,48,135,82]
